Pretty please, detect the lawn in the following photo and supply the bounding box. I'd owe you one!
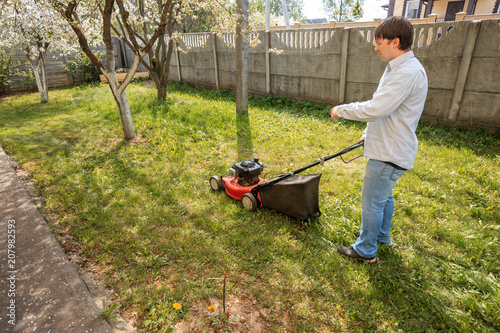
[0,81,499,332]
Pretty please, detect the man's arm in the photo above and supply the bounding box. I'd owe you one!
[331,70,417,122]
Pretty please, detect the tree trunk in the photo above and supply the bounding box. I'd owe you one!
[135,9,175,101]
[52,0,172,140]
[101,52,145,140]
[149,69,169,100]
[157,80,167,100]
[112,89,135,140]
[28,55,49,103]
[236,0,249,115]
[39,52,49,102]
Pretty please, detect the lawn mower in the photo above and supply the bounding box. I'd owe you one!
[209,141,364,220]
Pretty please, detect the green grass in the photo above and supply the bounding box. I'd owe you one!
[1,82,499,332]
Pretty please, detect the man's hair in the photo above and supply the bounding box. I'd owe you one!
[374,16,414,51]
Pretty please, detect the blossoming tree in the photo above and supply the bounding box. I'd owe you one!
[0,0,77,102]
[109,0,238,101]
[49,0,174,140]
[108,0,180,101]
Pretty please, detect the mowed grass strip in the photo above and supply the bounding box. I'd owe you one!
[0,82,499,332]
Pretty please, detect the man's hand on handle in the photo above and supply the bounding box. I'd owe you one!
[330,106,339,122]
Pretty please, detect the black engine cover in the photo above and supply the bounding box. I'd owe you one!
[232,158,264,184]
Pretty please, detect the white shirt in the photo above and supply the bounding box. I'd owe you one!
[336,51,428,169]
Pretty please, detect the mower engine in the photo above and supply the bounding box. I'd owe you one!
[230,158,264,186]
[209,157,267,212]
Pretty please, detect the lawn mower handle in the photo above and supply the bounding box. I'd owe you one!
[291,141,364,175]
[251,141,364,195]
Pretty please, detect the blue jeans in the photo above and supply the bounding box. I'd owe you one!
[352,159,405,258]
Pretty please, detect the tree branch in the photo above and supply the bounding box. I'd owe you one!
[50,0,103,71]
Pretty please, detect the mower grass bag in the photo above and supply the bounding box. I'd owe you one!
[258,174,322,220]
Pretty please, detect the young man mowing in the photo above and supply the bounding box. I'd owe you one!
[330,16,428,263]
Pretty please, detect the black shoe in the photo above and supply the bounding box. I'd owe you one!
[337,245,376,263]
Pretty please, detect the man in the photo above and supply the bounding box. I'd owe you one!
[330,16,428,263]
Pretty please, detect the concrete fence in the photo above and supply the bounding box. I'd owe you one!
[169,19,500,132]
[3,19,499,132]
[2,38,144,93]
[3,49,83,91]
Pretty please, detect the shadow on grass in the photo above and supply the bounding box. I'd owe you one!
[0,114,85,163]
[229,203,494,331]
[164,81,367,131]
[0,98,75,126]
[145,98,172,119]
[165,82,499,159]
[417,120,500,158]
[236,112,253,160]
[360,246,455,331]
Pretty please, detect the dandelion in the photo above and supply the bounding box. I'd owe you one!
[173,303,182,310]
[208,305,216,311]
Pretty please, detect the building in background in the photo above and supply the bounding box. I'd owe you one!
[306,18,328,24]
[385,0,499,21]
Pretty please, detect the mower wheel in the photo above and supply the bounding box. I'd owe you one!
[209,176,223,191]
[241,193,258,211]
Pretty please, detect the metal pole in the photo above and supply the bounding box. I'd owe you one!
[236,0,249,115]
[281,0,291,29]
[266,0,271,30]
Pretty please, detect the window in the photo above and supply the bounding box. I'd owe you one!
[405,0,419,19]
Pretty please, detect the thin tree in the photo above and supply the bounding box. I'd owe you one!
[0,0,77,102]
[110,0,235,101]
[109,0,179,100]
[49,0,173,140]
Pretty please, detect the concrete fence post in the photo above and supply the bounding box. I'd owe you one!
[339,28,350,104]
[62,54,75,85]
[174,40,182,82]
[212,33,220,90]
[265,31,271,94]
[448,21,481,122]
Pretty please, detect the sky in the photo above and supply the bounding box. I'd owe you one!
[302,0,388,22]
